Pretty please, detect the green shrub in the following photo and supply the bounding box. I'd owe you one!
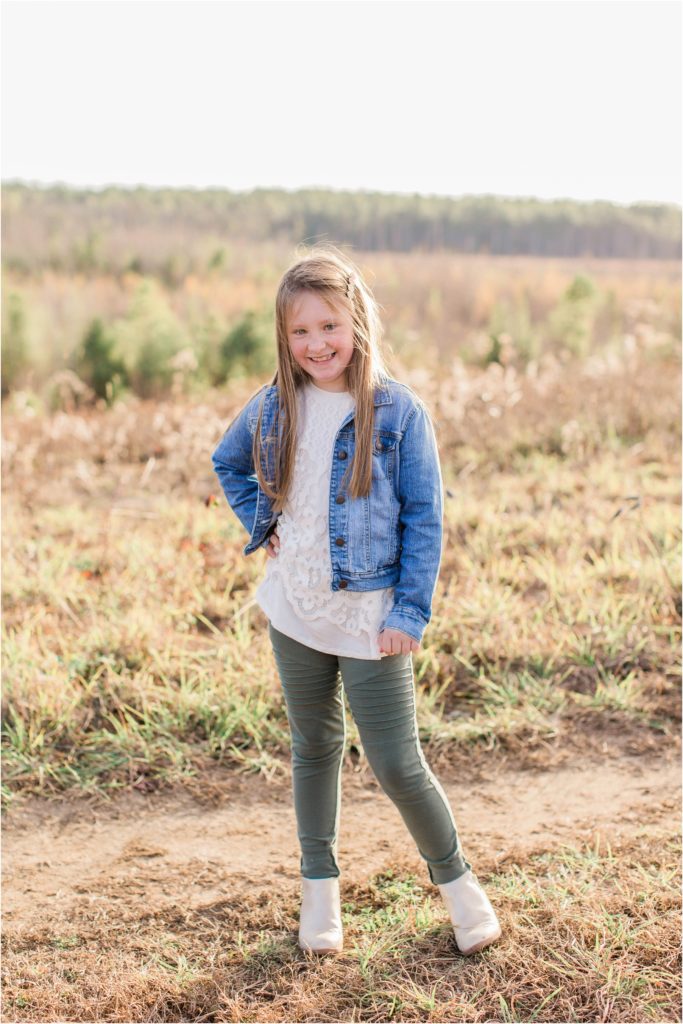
[1,292,30,397]
[218,309,274,381]
[74,318,129,403]
[547,274,600,358]
[111,279,188,398]
[485,295,539,366]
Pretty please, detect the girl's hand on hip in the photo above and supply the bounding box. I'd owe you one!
[265,525,280,558]
[378,628,419,655]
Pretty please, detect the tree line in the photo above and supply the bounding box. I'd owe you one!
[2,182,680,278]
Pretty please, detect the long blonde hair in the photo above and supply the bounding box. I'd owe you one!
[252,244,391,515]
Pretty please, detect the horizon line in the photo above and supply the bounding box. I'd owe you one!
[2,178,680,211]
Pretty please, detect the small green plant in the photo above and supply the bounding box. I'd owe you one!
[1,291,30,396]
[111,279,189,398]
[73,318,128,402]
[486,295,538,365]
[218,309,274,381]
[547,273,600,359]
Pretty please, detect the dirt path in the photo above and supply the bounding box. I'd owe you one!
[3,752,680,932]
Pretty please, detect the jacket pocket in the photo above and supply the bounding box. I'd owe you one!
[372,429,399,453]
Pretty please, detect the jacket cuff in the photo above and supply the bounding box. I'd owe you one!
[258,518,279,551]
[381,608,427,645]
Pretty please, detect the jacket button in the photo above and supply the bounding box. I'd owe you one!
[335,537,345,546]
[338,580,348,589]
[338,450,347,460]
[335,495,345,504]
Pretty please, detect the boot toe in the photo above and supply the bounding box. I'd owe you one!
[298,928,344,955]
[455,919,502,956]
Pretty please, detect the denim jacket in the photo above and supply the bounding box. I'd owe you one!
[211,376,444,645]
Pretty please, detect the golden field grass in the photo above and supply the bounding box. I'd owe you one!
[2,335,680,798]
[3,830,680,1023]
[3,249,681,391]
[2,316,681,1021]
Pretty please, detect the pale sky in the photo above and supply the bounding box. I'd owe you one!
[2,0,681,205]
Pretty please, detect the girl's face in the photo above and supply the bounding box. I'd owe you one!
[286,290,355,392]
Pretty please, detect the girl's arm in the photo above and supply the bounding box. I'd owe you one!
[381,400,444,645]
[211,389,273,551]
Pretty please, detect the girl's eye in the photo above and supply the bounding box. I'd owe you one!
[291,324,336,335]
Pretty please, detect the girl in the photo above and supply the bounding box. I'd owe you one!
[211,245,502,958]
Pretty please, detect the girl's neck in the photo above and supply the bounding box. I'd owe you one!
[307,378,351,396]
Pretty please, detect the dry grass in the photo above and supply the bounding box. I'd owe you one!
[2,301,680,1021]
[3,248,680,386]
[3,829,680,1022]
[2,340,680,802]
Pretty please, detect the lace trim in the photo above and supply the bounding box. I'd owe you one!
[262,384,394,638]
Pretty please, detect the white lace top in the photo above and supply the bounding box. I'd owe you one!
[255,380,395,659]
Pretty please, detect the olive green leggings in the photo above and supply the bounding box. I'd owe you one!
[268,621,472,885]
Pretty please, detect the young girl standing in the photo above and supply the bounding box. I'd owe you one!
[211,245,502,958]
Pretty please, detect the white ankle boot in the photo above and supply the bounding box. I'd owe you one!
[437,869,502,956]
[298,876,344,955]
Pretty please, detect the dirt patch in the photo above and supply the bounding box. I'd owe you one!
[4,752,680,930]
[3,753,680,1023]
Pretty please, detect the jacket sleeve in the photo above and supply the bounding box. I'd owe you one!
[211,390,273,550]
[381,401,444,645]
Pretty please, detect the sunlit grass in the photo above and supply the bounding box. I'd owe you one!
[3,832,678,1022]
[2,347,680,800]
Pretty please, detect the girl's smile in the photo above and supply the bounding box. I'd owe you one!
[287,290,355,392]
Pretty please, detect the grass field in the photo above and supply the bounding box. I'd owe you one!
[2,284,681,1021]
[3,337,680,797]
